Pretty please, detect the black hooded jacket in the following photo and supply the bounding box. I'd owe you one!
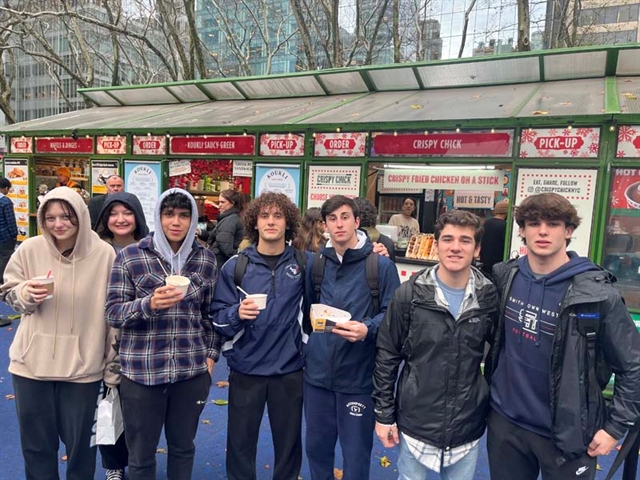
[95,192,149,249]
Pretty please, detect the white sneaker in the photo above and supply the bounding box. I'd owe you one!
[105,469,124,480]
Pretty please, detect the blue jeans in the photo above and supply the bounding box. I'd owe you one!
[397,435,479,480]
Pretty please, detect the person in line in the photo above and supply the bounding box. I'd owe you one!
[486,193,640,480]
[199,189,245,269]
[388,197,420,247]
[0,177,17,280]
[54,166,80,189]
[95,191,149,480]
[353,197,395,262]
[89,174,125,230]
[304,195,400,480]
[213,192,307,480]
[373,210,498,480]
[479,198,508,279]
[0,187,118,480]
[293,206,326,253]
[105,188,220,480]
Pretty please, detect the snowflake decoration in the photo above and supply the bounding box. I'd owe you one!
[589,133,599,142]
[519,151,529,158]
[618,126,638,143]
[562,129,573,136]
[549,129,558,136]
[571,149,579,157]
[588,142,599,154]
[576,128,592,137]
[616,150,626,157]
[521,130,537,143]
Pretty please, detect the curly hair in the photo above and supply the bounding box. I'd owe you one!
[243,192,300,245]
[352,197,378,228]
[515,193,581,246]
[293,207,325,252]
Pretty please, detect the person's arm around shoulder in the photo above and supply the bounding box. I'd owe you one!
[588,290,640,457]
[373,284,412,448]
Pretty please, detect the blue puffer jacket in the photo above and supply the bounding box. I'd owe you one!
[212,245,308,376]
[304,234,401,394]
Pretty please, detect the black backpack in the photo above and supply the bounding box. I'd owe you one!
[233,248,307,288]
[575,303,613,391]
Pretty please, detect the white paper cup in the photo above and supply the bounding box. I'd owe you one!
[246,293,268,310]
[33,275,54,300]
[166,275,190,296]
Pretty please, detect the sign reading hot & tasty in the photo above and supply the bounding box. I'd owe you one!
[10,137,33,154]
[371,130,512,157]
[616,125,640,157]
[170,135,255,156]
[97,136,127,155]
[519,127,600,158]
[133,135,166,155]
[35,137,94,154]
[260,134,304,156]
[314,132,366,157]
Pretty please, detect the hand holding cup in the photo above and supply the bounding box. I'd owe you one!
[26,275,54,303]
[150,284,184,311]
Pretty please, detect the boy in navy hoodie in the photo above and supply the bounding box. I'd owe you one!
[486,193,640,480]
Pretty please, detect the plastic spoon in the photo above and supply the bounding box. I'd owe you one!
[236,286,250,297]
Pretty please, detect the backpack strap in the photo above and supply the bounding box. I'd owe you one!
[365,252,380,315]
[576,304,612,390]
[311,253,326,304]
[233,251,249,287]
[293,248,306,279]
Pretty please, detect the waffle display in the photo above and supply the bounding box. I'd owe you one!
[405,234,439,261]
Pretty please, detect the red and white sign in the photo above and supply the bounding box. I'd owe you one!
[307,165,361,208]
[170,135,255,156]
[383,169,504,192]
[314,132,366,157]
[371,131,513,157]
[519,127,600,158]
[133,135,166,155]
[97,136,127,155]
[616,125,640,157]
[509,168,598,258]
[35,137,94,154]
[260,134,304,156]
[10,137,33,154]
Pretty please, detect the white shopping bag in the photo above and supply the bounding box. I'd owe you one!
[96,387,124,445]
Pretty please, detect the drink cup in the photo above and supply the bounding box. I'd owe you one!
[33,275,54,300]
[166,275,190,296]
[246,293,268,310]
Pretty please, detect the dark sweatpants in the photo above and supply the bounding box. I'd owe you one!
[12,374,101,480]
[487,409,597,480]
[304,382,375,480]
[119,373,211,480]
[226,369,303,480]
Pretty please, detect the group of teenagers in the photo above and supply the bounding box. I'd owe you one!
[1,182,639,480]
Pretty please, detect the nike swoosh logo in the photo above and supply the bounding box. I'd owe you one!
[575,466,589,475]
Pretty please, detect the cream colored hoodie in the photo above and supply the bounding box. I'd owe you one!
[1,187,118,384]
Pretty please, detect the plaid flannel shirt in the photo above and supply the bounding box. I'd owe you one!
[402,432,479,473]
[0,195,18,244]
[105,234,221,386]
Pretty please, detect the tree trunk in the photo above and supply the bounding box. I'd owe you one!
[517,0,531,51]
[458,0,477,58]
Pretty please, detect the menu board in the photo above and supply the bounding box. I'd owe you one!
[91,160,120,195]
[124,161,162,232]
[509,168,598,258]
[4,158,30,241]
[254,164,301,206]
[519,127,600,158]
[307,165,361,208]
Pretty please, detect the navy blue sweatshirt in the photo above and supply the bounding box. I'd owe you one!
[490,252,599,436]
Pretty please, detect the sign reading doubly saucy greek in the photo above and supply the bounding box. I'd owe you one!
[383,169,504,191]
[372,131,512,157]
[170,135,255,156]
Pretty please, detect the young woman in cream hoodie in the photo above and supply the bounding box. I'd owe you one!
[0,186,118,480]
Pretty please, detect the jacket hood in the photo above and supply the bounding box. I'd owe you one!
[324,229,370,262]
[37,186,97,260]
[152,188,199,275]
[95,192,150,241]
[218,206,240,221]
[517,251,599,285]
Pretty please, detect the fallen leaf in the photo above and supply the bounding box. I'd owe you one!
[560,101,572,106]
[379,455,391,468]
[157,448,167,454]
[213,399,229,406]
[201,419,211,424]
[216,381,229,388]
[61,455,68,461]
[334,468,343,479]
[264,464,270,469]
[623,92,638,100]
[596,463,602,470]
[410,104,423,109]
[532,110,549,115]
[5,394,15,400]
